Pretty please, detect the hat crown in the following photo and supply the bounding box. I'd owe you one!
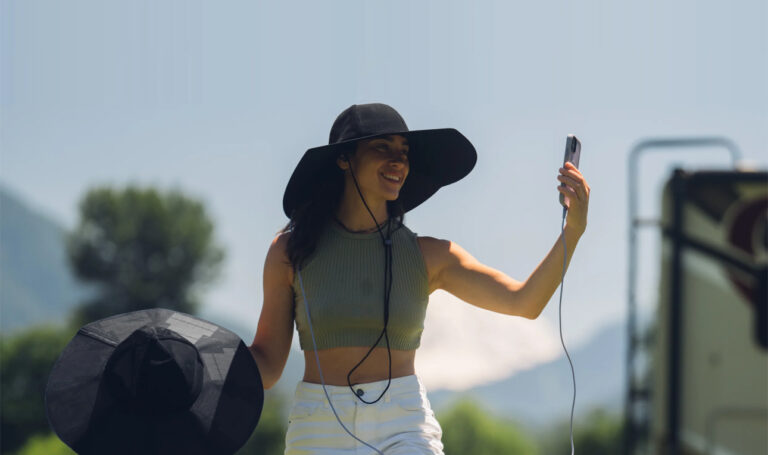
[328,103,409,145]
[104,325,204,416]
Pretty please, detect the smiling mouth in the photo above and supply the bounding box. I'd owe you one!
[381,173,402,183]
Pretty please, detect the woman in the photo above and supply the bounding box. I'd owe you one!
[249,103,590,454]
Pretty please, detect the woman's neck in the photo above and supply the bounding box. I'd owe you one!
[334,193,389,232]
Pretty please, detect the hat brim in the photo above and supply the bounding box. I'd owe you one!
[45,309,263,455]
[282,128,477,218]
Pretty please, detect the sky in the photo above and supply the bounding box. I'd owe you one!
[2,0,766,391]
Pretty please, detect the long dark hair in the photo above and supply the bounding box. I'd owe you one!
[278,142,406,272]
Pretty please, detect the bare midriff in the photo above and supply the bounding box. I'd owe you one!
[302,346,416,385]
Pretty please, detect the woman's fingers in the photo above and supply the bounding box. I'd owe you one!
[557,174,579,185]
[558,167,589,195]
[557,175,582,196]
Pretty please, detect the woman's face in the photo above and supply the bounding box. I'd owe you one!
[338,134,410,202]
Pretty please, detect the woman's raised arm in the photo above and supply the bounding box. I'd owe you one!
[421,227,583,320]
[419,236,533,318]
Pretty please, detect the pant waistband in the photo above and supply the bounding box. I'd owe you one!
[294,374,425,403]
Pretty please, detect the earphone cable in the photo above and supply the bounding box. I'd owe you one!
[560,205,577,455]
[343,155,393,404]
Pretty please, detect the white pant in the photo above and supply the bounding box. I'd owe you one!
[284,374,444,455]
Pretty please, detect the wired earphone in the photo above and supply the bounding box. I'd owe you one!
[296,151,577,455]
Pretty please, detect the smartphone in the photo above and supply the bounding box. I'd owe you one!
[559,134,581,208]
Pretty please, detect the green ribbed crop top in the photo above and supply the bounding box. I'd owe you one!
[291,219,430,351]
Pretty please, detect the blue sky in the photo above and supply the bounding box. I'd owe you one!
[2,0,766,390]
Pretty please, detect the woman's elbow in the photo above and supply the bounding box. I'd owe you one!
[261,371,279,390]
[248,345,282,390]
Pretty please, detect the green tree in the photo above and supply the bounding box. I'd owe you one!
[66,185,224,325]
[15,432,76,455]
[236,390,289,455]
[438,398,540,455]
[0,325,76,454]
[538,407,624,455]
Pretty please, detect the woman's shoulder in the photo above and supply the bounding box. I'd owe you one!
[414,234,450,254]
[270,230,291,250]
[266,231,294,284]
[411,233,453,293]
[400,220,446,247]
[413,230,452,264]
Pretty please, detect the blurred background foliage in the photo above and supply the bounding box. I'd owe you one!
[65,185,225,327]
[535,407,625,455]
[1,184,623,454]
[437,398,540,454]
[0,325,76,453]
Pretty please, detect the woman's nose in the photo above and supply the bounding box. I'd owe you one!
[389,151,408,163]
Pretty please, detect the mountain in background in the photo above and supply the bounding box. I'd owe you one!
[428,320,626,430]
[0,184,95,334]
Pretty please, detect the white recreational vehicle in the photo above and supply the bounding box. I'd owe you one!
[625,138,767,455]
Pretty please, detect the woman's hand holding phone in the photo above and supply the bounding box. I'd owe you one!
[557,135,590,235]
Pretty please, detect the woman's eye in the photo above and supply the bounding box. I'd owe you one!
[374,144,408,161]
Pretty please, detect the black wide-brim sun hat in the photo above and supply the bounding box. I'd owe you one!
[44,309,263,455]
[283,103,477,218]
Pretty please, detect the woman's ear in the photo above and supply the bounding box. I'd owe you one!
[336,155,349,170]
